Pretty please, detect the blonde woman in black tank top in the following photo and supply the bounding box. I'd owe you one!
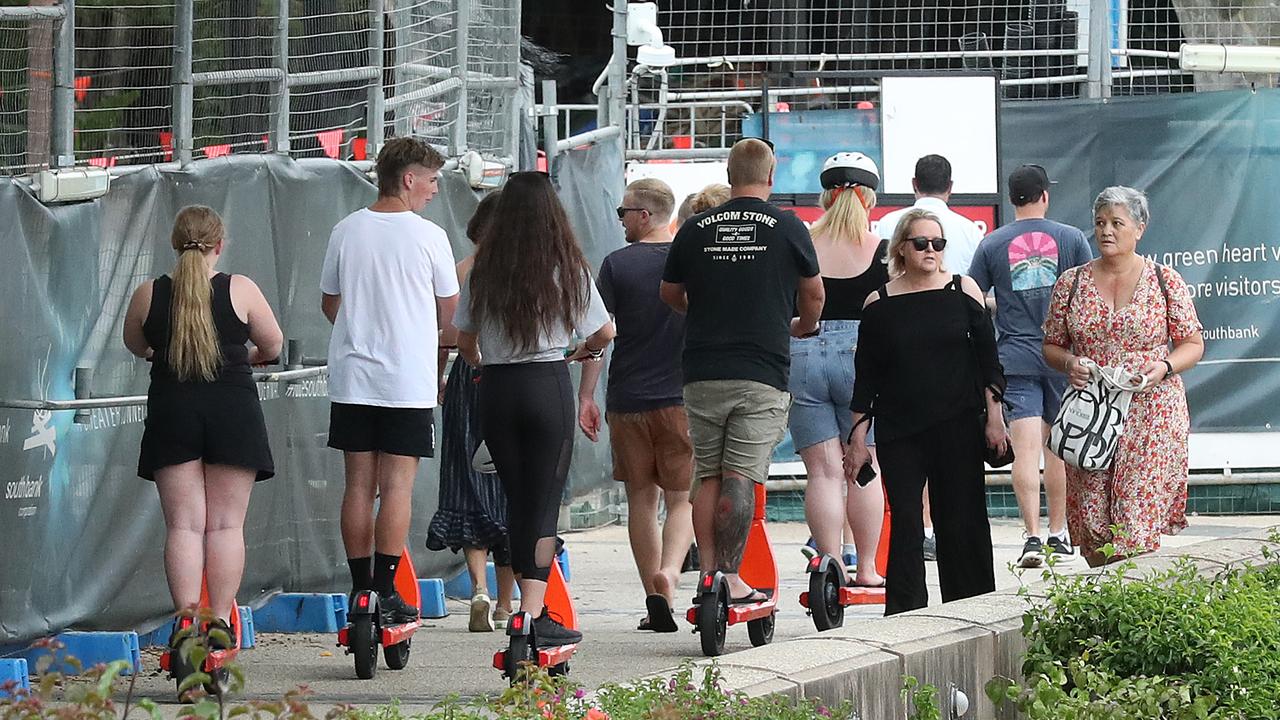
[122,206,282,644]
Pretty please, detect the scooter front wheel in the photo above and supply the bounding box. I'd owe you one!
[384,637,411,670]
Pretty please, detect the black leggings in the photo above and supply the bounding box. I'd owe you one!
[878,412,995,616]
[478,361,574,582]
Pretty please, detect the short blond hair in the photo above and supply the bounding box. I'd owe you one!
[727,138,774,187]
[886,208,946,277]
[625,178,675,220]
[690,183,730,214]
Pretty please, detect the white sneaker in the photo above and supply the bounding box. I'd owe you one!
[469,593,495,632]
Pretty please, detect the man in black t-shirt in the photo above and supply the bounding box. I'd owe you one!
[660,138,824,603]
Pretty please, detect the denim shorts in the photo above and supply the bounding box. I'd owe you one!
[1004,374,1069,424]
[787,320,873,450]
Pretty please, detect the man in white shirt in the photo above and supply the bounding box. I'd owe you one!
[876,154,985,277]
[320,137,460,623]
[874,153,984,561]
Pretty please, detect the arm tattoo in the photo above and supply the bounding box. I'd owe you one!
[713,477,755,573]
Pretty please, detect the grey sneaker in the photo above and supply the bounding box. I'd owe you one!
[922,534,937,562]
[1019,536,1045,568]
[1045,535,1077,562]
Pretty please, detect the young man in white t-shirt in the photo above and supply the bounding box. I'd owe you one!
[320,137,460,623]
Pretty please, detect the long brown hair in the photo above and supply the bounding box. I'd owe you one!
[468,172,591,352]
[168,205,224,381]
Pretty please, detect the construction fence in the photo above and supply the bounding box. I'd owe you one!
[0,0,522,176]
[604,0,1280,154]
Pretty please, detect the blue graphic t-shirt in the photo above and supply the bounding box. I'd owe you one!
[970,218,1093,376]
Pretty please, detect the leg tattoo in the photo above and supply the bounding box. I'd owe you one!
[713,477,754,573]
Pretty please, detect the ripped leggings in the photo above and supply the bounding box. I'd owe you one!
[478,360,574,582]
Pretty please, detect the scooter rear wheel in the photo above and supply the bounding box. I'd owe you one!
[351,616,378,680]
[810,563,845,631]
[697,586,728,656]
[202,666,230,697]
[747,612,775,647]
[384,638,411,670]
[505,635,532,684]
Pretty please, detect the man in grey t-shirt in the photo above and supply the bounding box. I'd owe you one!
[970,164,1092,569]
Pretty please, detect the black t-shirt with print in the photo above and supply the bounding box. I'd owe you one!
[663,196,820,391]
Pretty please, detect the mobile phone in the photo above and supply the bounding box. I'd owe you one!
[855,462,877,488]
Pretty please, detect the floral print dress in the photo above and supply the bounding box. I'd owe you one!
[1043,260,1202,557]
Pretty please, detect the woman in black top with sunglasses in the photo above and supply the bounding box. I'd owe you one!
[842,208,1009,615]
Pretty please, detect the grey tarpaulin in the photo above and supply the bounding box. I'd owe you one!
[998,88,1280,432]
[0,145,625,643]
[553,133,627,496]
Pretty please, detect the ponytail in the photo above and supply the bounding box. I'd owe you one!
[168,206,224,382]
[810,186,876,246]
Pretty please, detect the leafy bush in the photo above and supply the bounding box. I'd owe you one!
[988,547,1280,720]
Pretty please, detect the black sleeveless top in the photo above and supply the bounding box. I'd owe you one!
[818,239,890,321]
[143,273,252,386]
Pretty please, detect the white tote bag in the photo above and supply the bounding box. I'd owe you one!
[1048,358,1149,471]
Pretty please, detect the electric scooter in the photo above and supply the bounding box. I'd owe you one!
[491,548,578,682]
[800,488,891,630]
[159,582,242,699]
[337,548,421,679]
[686,483,779,656]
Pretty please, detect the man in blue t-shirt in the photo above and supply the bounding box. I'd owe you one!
[969,164,1092,569]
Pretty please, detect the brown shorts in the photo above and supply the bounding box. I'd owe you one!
[606,406,694,492]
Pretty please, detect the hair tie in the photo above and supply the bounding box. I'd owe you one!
[181,241,206,251]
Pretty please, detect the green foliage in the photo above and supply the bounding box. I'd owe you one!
[989,540,1280,720]
[902,675,940,720]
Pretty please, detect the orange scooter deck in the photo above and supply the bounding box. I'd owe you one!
[158,577,242,674]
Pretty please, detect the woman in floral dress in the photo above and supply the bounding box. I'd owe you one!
[1042,186,1204,566]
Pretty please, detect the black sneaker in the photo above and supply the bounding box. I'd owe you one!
[204,618,234,651]
[1019,536,1045,568]
[378,591,420,626]
[533,609,582,648]
[922,534,938,562]
[1045,535,1077,562]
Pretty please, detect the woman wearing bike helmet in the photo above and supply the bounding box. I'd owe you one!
[789,152,887,588]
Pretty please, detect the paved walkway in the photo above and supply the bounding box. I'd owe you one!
[119,515,1278,712]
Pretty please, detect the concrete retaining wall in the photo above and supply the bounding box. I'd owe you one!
[703,526,1280,719]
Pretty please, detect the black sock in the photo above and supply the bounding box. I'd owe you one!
[347,556,373,593]
[372,552,400,597]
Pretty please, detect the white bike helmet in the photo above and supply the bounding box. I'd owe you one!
[819,152,880,192]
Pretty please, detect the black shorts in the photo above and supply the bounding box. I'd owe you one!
[328,402,435,458]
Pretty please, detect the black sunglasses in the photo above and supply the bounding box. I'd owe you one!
[908,236,947,252]
[616,206,647,219]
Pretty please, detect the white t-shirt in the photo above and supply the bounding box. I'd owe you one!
[320,208,459,408]
[875,196,985,277]
[453,271,611,366]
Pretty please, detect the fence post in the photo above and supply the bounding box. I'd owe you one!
[1086,0,1113,99]
[607,2,627,132]
[365,0,386,158]
[451,0,469,156]
[540,79,559,172]
[268,0,290,154]
[51,0,74,168]
[172,0,194,165]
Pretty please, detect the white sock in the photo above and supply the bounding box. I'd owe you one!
[923,527,935,539]
[1049,528,1069,542]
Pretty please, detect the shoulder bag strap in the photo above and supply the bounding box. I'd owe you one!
[1152,260,1173,345]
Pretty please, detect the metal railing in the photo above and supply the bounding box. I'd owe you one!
[0,0,522,176]
[0,339,326,422]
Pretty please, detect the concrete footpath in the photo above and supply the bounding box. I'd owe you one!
[117,515,1279,712]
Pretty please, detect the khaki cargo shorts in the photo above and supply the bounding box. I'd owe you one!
[683,379,791,490]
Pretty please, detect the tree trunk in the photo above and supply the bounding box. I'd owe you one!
[25,0,58,168]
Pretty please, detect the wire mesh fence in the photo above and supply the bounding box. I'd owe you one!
[0,0,523,175]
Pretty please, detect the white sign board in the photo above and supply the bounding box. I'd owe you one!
[880,75,999,196]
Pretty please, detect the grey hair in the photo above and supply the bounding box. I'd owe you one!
[1093,185,1149,226]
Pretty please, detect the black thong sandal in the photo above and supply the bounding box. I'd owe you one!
[729,588,769,605]
[644,594,679,633]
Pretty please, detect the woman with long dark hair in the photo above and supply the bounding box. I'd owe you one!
[427,191,517,632]
[123,205,282,645]
[454,172,616,647]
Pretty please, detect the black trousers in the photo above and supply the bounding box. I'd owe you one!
[878,412,995,615]
[478,361,574,582]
